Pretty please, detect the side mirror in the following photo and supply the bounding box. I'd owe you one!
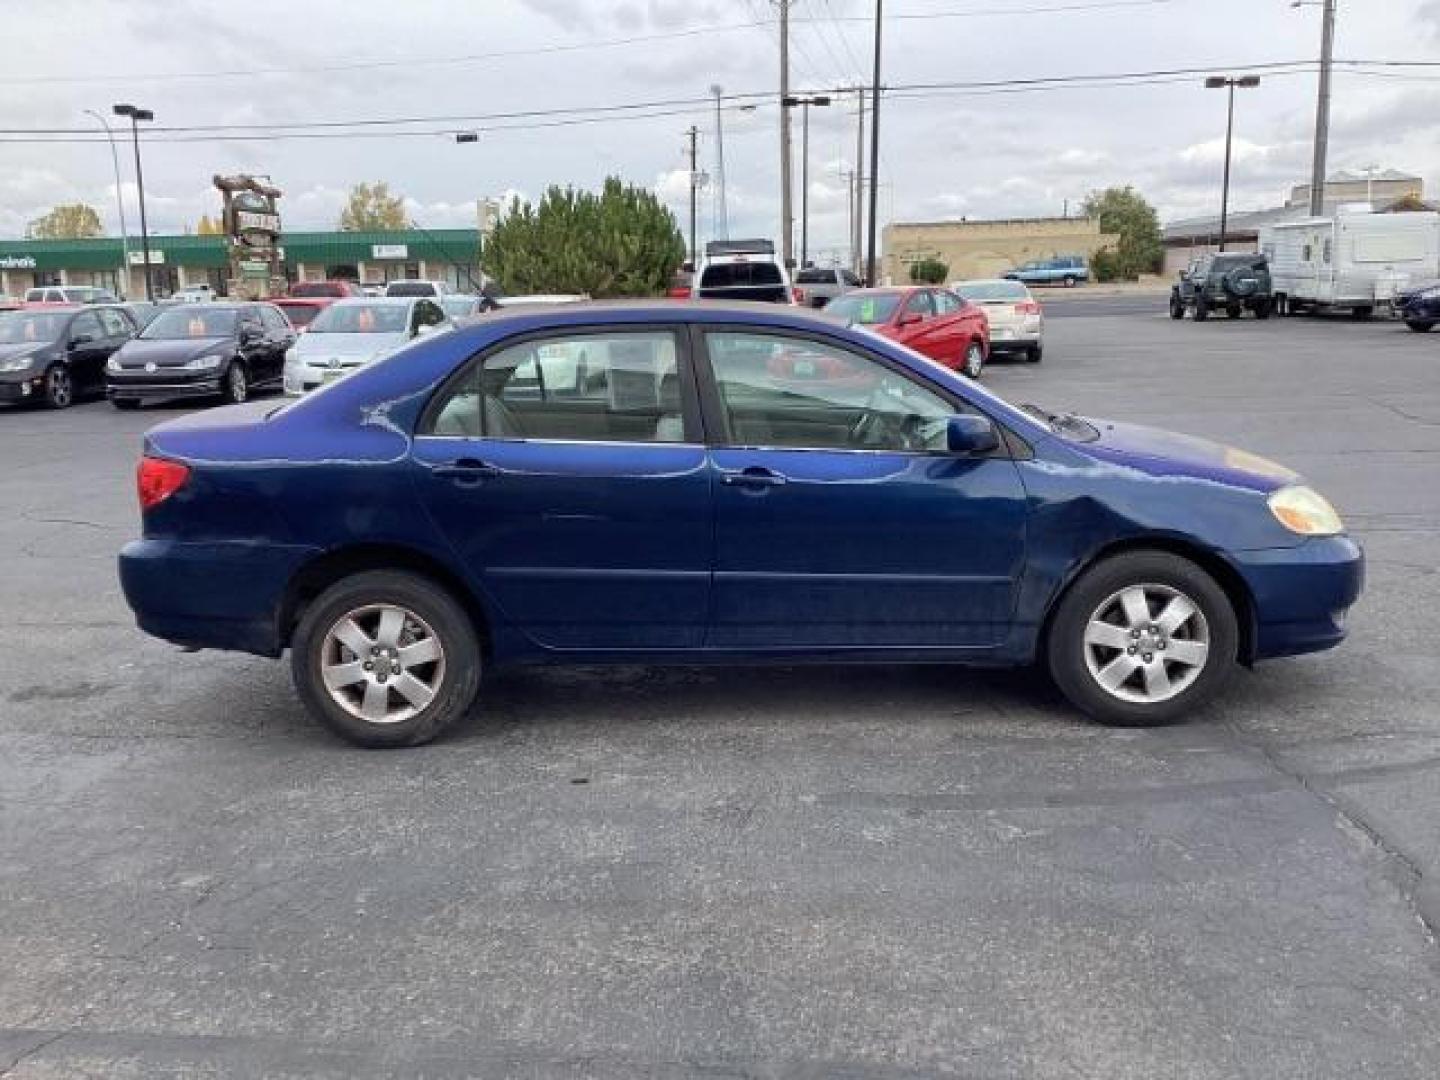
[947,414,1001,455]
[897,311,923,327]
[69,333,96,348]
[239,326,260,343]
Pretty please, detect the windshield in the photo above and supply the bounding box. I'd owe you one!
[442,298,476,318]
[309,303,409,334]
[956,281,1028,301]
[0,311,66,344]
[141,308,238,339]
[825,293,901,325]
[277,303,323,328]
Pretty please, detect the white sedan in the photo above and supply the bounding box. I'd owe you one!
[283,297,450,394]
[952,278,1044,363]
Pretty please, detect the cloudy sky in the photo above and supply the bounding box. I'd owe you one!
[2,0,1438,263]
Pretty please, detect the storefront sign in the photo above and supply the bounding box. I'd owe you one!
[0,255,38,270]
[372,244,409,260]
[127,250,165,265]
[236,210,281,234]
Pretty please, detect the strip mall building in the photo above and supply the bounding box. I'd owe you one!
[0,228,482,299]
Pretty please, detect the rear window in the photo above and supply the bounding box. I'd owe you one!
[1211,255,1262,272]
[277,303,322,327]
[290,282,347,298]
[795,268,834,284]
[700,262,784,289]
[955,281,1028,301]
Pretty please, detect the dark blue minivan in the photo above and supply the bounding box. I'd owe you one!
[119,302,1362,747]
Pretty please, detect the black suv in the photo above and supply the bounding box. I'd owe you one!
[1170,254,1273,321]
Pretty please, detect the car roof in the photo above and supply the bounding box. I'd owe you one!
[470,299,844,327]
[955,278,1025,287]
[328,296,420,307]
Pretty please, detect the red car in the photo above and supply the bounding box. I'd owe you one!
[288,280,362,300]
[824,286,989,378]
[274,297,336,331]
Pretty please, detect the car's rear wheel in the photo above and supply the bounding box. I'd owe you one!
[1226,304,1242,319]
[291,570,482,748]
[1046,551,1238,727]
[1168,293,1184,320]
[43,366,73,409]
[1405,319,1435,333]
[961,341,985,378]
[1063,275,1077,288]
[222,362,248,405]
[1026,343,1043,363]
[1253,298,1272,320]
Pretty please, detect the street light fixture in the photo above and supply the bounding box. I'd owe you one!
[84,109,131,296]
[782,93,831,266]
[112,104,155,300]
[1204,75,1260,252]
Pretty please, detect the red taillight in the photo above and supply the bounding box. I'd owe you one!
[137,456,191,511]
[1015,300,1042,315]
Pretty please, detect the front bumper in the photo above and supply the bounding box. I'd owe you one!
[284,363,364,394]
[108,372,223,404]
[119,537,321,656]
[0,373,46,402]
[1231,535,1365,661]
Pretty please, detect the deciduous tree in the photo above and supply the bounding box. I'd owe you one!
[909,258,949,285]
[1082,186,1163,281]
[338,182,409,231]
[26,203,103,240]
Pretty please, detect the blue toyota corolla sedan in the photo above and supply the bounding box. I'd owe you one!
[119,302,1363,747]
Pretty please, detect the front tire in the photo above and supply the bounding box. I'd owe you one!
[961,341,985,379]
[1168,293,1184,320]
[1046,551,1238,727]
[291,570,482,748]
[43,366,73,409]
[221,361,248,405]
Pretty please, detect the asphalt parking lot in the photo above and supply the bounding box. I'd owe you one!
[2,300,1438,1078]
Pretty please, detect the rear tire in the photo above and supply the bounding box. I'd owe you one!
[291,570,482,748]
[1350,306,1373,321]
[1404,319,1435,333]
[1026,344,1043,363]
[1226,304,1242,319]
[1253,298,1272,320]
[1168,293,1184,320]
[1193,296,1209,321]
[962,341,985,379]
[1046,551,1238,727]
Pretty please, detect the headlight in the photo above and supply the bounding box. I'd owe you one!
[106,355,122,374]
[182,354,225,371]
[1268,485,1343,536]
[0,352,39,373]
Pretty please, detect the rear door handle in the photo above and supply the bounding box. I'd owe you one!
[720,466,787,489]
[432,458,500,484]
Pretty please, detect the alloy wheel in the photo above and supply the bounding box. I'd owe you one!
[963,343,984,378]
[320,604,447,725]
[46,367,72,408]
[226,364,248,403]
[1081,583,1210,704]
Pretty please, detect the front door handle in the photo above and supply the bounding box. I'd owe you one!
[720,466,787,489]
[432,458,500,485]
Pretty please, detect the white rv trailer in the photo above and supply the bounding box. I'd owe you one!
[1259,207,1440,316]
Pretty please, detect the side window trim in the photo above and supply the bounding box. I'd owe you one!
[687,323,985,455]
[416,323,704,445]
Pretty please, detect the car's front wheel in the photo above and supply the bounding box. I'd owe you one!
[43,365,73,409]
[222,362,248,405]
[1168,293,1184,320]
[1046,551,1238,727]
[291,570,482,748]
[1405,319,1436,333]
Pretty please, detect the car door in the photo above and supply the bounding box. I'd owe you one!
[930,290,975,364]
[699,327,1028,650]
[892,289,959,366]
[62,310,108,389]
[259,305,295,383]
[411,325,713,651]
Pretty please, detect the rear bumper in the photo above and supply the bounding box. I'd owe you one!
[119,538,321,657]
[988,335,1041,354]
[1232,536,1365,660]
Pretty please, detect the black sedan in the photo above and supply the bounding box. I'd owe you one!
[0,305,137,409]
[106,302,295,409]
[1395,282,1440,332]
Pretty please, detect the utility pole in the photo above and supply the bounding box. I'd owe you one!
[843,169,856,269]
[865,0,883,286]
[854,88,866,276]
[686,125,700,270]
[778,0,794,268]
[1308,0,1337,216]
[710,84,728,240]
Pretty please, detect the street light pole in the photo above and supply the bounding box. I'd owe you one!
[1204,75,1260,252]
[84,109,130,297]
[1302,0,1338,216]
[710,84,728,241]
[113,104,154,301]
[782,94,831,268]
